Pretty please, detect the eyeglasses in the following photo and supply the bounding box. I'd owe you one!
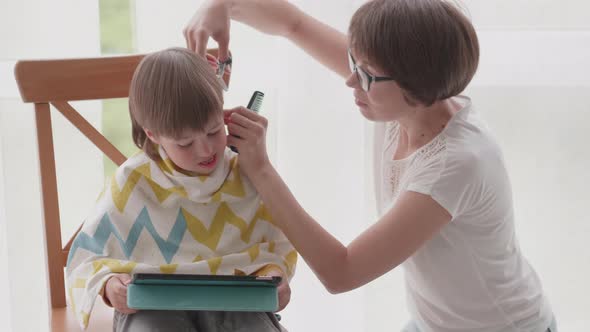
[348,50,395,92]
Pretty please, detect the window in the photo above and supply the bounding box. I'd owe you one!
[99,0,137,177]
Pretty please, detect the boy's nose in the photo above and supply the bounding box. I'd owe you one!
[195,140,213,156]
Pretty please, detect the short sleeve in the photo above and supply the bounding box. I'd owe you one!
[407,148,480,219]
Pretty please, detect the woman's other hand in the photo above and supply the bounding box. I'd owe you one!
[263,269,291,312]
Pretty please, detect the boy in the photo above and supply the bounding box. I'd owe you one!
[66,47,296,331]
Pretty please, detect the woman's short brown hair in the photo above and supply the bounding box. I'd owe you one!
[129,47,224,159]
[348,0,479,106]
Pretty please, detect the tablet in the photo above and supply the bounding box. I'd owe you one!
[132,273,282,286]
[127,273,281,312]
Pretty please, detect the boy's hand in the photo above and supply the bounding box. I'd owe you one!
[105,274,137,314]
[264,269,291,312]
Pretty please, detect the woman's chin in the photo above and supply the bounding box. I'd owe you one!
[358,105,375,120]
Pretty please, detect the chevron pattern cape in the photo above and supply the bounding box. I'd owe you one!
[66,147,297,329]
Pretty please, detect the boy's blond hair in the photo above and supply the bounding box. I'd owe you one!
[129,47,224,159]
[349,0,479,106]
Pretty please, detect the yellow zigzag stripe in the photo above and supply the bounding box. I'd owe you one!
[158,157,207,182]
[243,244,260,262]
[258,236,276,255]
[160,264,178,274]
[67,278,87,326]
[73,278,86,288]
[192,255,223,273]
[96,184,106,202]
[133,163,189,204]
[253,203,273,224]
[111,164,143,212]
[212,157,246,202]
[111,163,187,212]
[207,257,222,274]
[183,202,261,251]
[156,158,175,175]
[284,250,298,276]
[82,312,90,328]
[92,259,137,275]
[68,287,77,321]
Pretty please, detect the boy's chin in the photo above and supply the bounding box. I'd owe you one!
[189,165,216,176]
[173,163,218,177]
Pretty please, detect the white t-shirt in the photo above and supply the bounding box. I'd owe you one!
[373,96,553,332]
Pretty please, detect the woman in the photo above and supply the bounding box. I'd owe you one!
[184,0,556,331]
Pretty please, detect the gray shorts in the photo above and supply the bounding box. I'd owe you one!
[113,310,286,332]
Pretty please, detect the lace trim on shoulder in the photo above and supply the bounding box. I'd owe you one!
[413,134,447,165]
[384,134,447,200]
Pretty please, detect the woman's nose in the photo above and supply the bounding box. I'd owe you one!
[345,71,359,88]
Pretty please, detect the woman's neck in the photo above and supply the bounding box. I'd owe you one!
[395,97,462,156]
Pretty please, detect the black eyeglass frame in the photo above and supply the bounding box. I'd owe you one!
[348,49,395,92]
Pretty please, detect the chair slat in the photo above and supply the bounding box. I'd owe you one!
[35,102,67,308]
[52,101,127,166]
[15,55,144,103]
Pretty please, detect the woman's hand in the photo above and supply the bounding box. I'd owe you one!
[104,274,137,314]
[183,0,231,59]
[276,275,291,312]
[183,0,303,60]
[225,107,272,179]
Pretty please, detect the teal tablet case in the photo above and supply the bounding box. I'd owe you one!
[127,274,279,312]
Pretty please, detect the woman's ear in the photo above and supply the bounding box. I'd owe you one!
[144,128,160,144]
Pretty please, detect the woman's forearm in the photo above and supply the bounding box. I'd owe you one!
[228,0,301,37]
[228,0,349,78]
[250,164,352,293]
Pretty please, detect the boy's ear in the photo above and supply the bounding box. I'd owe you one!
[205,53,219,71]
[144,128,160,144]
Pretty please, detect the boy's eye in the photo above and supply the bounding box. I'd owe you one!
[178,142,193,148]
[208,130,220,137]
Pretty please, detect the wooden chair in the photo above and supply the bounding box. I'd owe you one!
[13,49,230,331]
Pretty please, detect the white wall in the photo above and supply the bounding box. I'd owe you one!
[0,1,103,331]
[466,36,590,332]
[0,101,13,332]
[466,3,590,330]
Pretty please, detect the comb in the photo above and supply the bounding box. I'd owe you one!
[230,91,265,153]
[246,90,264,113]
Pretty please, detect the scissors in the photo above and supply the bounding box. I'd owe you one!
[215,56,232,91]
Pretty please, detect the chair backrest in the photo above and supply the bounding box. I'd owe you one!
[13,49,230,309]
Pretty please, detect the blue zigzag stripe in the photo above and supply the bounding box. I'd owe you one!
[67,207,187,265]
